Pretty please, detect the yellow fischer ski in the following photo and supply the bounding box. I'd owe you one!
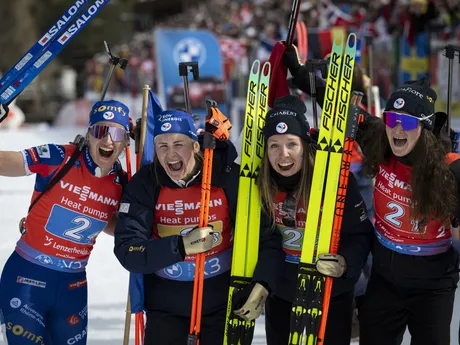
[224,60,271,345]
[288,32,357,345]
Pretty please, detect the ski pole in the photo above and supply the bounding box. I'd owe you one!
[444,45,457,132]
[134,86,151,345]
[188,100,232,345]
[364,33,374,116]
[122,85,151,345]
[100,41,128,101]
[317,91,364,344]
[306,59,328,129]
[443,45,460,152]
[177,61,212,340]
[179,62,199,115]
[136,85,151,168]
[122,147,133,345]
[286,0,302,48]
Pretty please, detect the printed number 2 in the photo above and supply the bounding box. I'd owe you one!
[384,202,404,227]
[63,217,91,241]
[283,229,302,248]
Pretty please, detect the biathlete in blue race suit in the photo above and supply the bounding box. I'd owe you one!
[114,109,283,344]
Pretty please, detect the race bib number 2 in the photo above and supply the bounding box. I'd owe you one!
[45,205,107,244]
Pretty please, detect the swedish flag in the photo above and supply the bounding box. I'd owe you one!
[400,32,430,84]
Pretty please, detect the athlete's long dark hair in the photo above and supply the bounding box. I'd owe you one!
[357,116,457,227]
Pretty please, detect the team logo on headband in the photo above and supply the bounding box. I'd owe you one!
[393,98,405,109]
[276,122,288,134]
[161,123,172,132]
[103,111,115,120]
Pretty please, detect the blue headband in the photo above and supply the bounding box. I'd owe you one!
[89,100,130,132]
[154,110,198,141]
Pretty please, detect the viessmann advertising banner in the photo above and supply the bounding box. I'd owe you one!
[154,28,228,128]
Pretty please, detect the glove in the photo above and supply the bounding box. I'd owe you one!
[433,111,448,137]
[0,103,9,123]
[282,43,303,76]
[181,226,215,255]
[316,253,347,278]
[233,283,269,321]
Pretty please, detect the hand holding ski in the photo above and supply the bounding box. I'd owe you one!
[233,283,269,321]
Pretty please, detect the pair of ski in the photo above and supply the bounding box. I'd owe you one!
[0,0,109,114]
[225,31,359,345]
[288,31,358,345]
[223,60,271,345]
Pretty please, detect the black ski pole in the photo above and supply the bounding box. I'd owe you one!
[443,45,460,151]
[306,59,328,129]
[286,0,302,48]
[178,62,199,115]
[100,41,129,101]
[364,33,374,115]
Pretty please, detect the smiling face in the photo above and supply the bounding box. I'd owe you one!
[385,112,422,157]
[267,134,303,177]
[155,133,200,180]
[87,121,128,171]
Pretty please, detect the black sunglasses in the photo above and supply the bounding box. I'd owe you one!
[281,193,297,227]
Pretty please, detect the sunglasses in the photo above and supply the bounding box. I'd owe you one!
[383,111,433,131]
[89,125,128,142]
[282,193,297,227]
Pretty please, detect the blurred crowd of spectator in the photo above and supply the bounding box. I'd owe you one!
[156,0,460,56]
[84,0,459,95]
[6,0,459,128]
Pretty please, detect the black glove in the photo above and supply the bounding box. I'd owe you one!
[356,106,373,131]
[231,281,254,311]
[0,103,10,124]
[282,44,303,76]
[433,111,448,137]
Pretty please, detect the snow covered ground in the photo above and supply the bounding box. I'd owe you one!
[1,127,460,344]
